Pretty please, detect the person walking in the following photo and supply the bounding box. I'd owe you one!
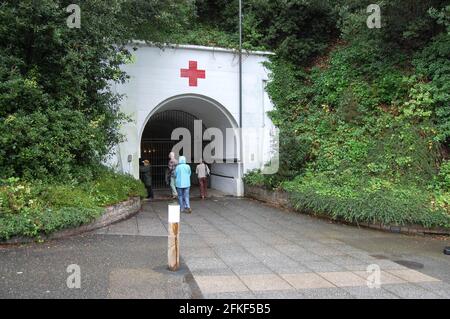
[139,160,153,200]
[168,152,178,199]
[175,156,192,213]
[196,160,210,199]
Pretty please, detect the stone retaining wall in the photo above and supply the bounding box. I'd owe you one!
[4,197,142,244]
[245,184,293,209]
[244,184,450,237]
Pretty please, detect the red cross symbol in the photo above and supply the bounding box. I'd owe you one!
[180,61,206,87]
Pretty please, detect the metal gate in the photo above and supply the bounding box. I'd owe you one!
[140,110,207,189]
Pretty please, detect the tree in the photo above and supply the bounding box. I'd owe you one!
[0,0,194,180]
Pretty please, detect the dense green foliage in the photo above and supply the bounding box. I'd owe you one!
[0,168,146,240]
[232,1,450,227]
[0,0,193,181]
[185,0,339,60]
[0,1,187,239]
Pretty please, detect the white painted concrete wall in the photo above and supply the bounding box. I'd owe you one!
[110,43,276,196]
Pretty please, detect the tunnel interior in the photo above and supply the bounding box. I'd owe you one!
[140,95,240,193]
[141,110,207,189]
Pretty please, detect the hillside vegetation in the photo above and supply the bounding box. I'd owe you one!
[189,1,450,227]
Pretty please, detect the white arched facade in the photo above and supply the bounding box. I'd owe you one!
[109,43,276,196]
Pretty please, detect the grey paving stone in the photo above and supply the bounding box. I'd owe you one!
[300,261,346,272]
[415,282,450,298]
[272,264,312,275]
[259,257,300,270]
[229,235,260,243]
[370,259,409,270]
[346,252,379,262]
[313,248,348,257]
[343,286,399,299]
[213,246,249,255]
[209,241,241,249]
[184,257,228,271]
[333,245,369,254]
[301,287,355,299]
[353,270,406,285]
[382,283,442,299]
[273,244,309,255]
[239,274,294,292]
[204,291,257,299]
[281,273,335,289]
[194,275,249,294]
[202,236,235,245]
[386,269,440,283]
[329,255,365,267]
[182,247,216,258]
[289,252,326,262]
[318,238,345,245]
[218,254,261,266]
[230,263,274,276]
[318,271,368,287]
[191,267,235,277]
[344,264,387,272]
[299,242,331,251]
[248,247,286,258]
[179,226,196,234]
[254,289,304,299]
[260,237,291,245]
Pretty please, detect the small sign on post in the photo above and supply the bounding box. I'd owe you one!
[168,204,180,271]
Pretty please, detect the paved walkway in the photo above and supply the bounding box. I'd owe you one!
[97,197,450,299]
[0,235,199,298]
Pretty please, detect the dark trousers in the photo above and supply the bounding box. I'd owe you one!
[199,177,208,198]
[146,186,154,199]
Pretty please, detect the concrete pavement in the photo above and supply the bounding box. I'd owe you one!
[0,235,200,299]
[1,197,449,299]
[99,197,450,299]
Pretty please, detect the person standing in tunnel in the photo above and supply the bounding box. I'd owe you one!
[196,160,210,200]
[175,156,192,214]
[168,151,178,199]
[139,160,153,200]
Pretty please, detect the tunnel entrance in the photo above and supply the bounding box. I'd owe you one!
[141,110,207,189]
[139,94,241,196]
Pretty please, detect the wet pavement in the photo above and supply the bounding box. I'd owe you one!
[1,197,449,299]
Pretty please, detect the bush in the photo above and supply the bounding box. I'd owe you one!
[254,4,450,230]
[281,174,450,229]
[413,32,450,143]
[243,169,282,190]
[0,168,146,240]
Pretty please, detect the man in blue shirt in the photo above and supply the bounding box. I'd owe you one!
[175,156,192,213]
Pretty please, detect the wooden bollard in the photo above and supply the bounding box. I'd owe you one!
[168,204,180,271]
